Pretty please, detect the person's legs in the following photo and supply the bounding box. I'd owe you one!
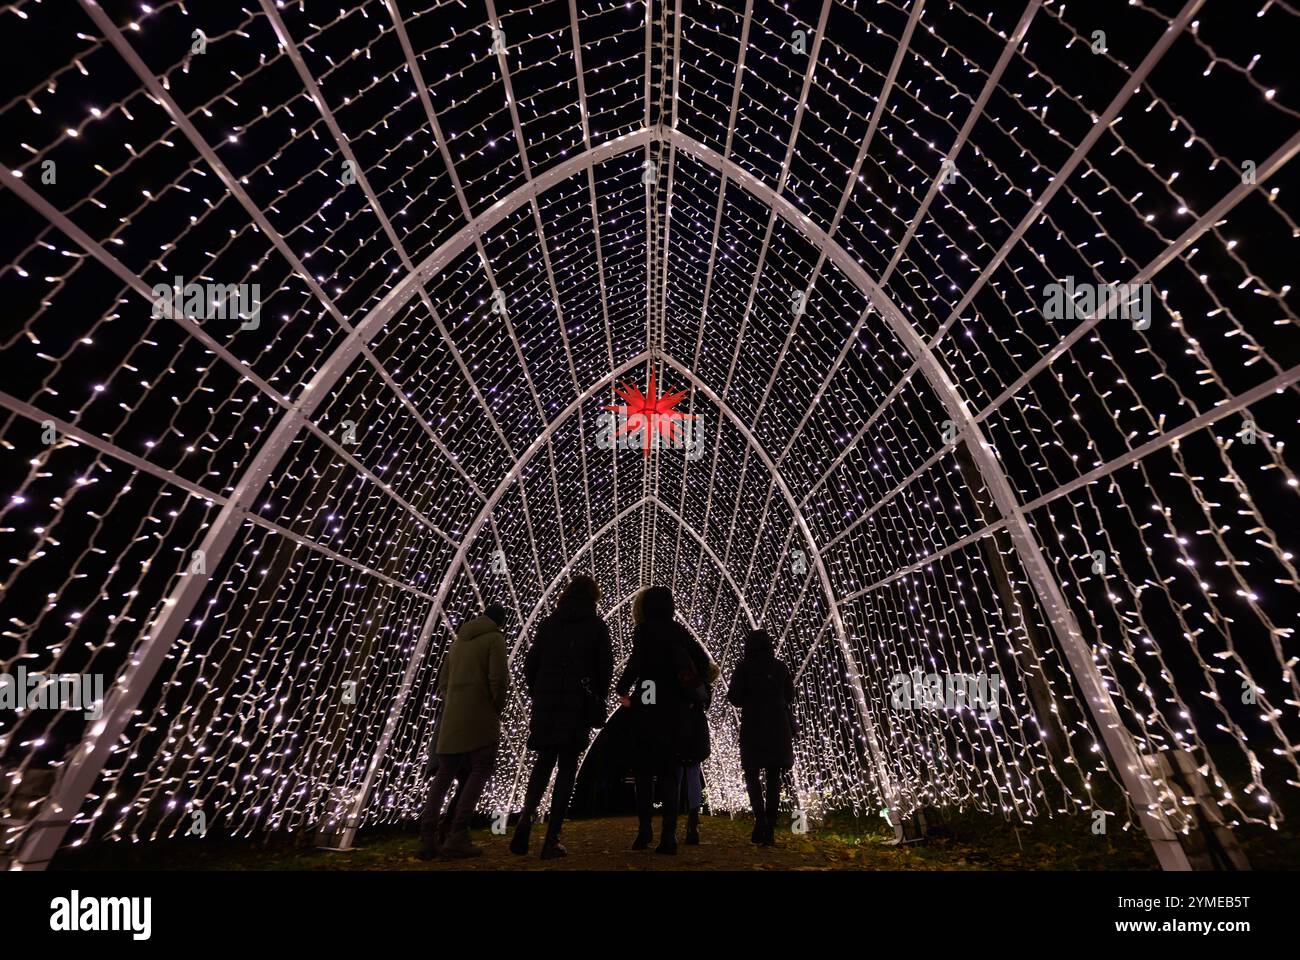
[743,766,766,844]
[547,749,579,833]
[684,762,703,844]
[441,744,497,858]
[418,756,460,857]
[523,749,560,815]
[762,767,782,845]
[632,763,655,849]
[437,774,468,848]
[451,744,497,830]
[656,761,682,854]
[511,748,558,855]
[684,763,702,810]
[540,748,580,858]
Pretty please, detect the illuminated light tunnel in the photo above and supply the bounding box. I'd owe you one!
[0,0,1297,874]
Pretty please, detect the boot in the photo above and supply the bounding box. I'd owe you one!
[509,817,532,856]
[685,810,700,845]
[539,828,567,860]
[764,795,781,846]
[632,816,653,850]
[655,815,678,855]
[435,815,453,851]
[439,829,483,859]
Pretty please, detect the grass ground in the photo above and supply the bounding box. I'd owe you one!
[58,807,1294,871]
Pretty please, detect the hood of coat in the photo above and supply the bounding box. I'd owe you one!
[458,614,503,642]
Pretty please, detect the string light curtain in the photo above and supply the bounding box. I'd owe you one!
[0,0,1296,869]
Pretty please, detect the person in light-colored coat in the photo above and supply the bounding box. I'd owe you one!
[418,604,510,859]
[435,612,510,754]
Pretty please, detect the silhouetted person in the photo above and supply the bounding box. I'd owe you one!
[617,586,710,854]
[417,604,510,859]
[510,574,613,859]
[680,641,719,845]
[727,629,794,846]
[629,591,716,845]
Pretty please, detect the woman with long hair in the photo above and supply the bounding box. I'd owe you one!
[510,574,613,858]
[726,629,795,846]
[616,586,711,854]
[629,589,718,845]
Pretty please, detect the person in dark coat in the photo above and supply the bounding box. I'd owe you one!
[630,590,717,845]
[679,644,719,844]
[510,574,613,859]
[726,629,795,846]
[626,587,712,842]
[616,586,710,855]
[417,604,510,860]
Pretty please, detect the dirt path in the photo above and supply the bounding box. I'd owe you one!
[58,812,1204,871]
[178,814,1149,871]
[332,816,864,871]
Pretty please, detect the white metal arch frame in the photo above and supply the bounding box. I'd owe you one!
[12,109,1192,865]
[339,354,885,848]
[658,130,1195,868]
[5,120,648,867]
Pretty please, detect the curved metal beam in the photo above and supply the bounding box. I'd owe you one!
[651,497,758,631]
[660,129,1190,867]
[342,357,846,844]
[432,353,845,676]
[512,493,759,658]
[11,129,652,868]
[655,355,895,804]
[13,125,886,867]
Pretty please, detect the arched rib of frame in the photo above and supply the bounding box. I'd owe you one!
[6,128,654,869]
[508,494,759,660]
[658,128,1196,867]
[347,357,865,847]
